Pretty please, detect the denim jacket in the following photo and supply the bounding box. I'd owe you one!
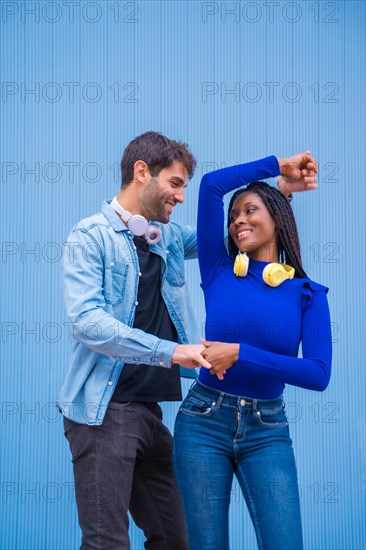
[57,200,199,425]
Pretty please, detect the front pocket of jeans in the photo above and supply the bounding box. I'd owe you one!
[179,394,216,417]
[255,407,288,428]
[104,262,129,306]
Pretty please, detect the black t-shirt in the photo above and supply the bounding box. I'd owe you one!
[111,236,182,402]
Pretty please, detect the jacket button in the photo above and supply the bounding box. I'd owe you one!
[108,381,113,386]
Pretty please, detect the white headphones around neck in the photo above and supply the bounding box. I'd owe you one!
[110,197,162,245]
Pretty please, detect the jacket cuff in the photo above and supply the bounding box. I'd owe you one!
[154,339,178,368]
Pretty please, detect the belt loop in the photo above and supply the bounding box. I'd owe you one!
[215,392,224,408]
[252,399,258,412]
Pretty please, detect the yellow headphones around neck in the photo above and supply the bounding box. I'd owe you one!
[233,251,295,287]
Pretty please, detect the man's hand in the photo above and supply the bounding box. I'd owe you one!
[201,339,239,380]
[172,344,212,370]
[277,151,318,195]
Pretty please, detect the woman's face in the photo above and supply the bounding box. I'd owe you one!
[228,191,278,261]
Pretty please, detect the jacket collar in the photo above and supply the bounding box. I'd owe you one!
[102,199,128,232]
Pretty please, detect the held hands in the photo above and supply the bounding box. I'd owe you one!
[277,151,319,196]
[201,339,239,381]
[172,340,239,380]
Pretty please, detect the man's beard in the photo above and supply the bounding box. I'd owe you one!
[140,177,171,223]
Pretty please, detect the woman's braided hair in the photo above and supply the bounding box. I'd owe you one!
[227,182,308,278]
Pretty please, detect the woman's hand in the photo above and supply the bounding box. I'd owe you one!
[277,151,318,194]
[201,339,239,380]
[277,174,318,197]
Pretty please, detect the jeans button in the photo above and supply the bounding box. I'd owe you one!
[240,399,246,406]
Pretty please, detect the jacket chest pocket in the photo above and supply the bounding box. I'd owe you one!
[103,262,129,307]
[166,242,185,287]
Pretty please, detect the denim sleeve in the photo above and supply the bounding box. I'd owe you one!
[62,228,177,368]
[237,290,332,391]
[198,156,280,288]
[170,222,198,260]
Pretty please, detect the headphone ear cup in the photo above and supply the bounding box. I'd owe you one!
[262,263,284,287]
[263,263,295,287]
[234,252,249,277]
[128,215,149,236]
[145,225,162,245]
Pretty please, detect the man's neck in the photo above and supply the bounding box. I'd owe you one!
[116,190,142,217]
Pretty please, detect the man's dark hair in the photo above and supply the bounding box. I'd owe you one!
[121,131,196,187]
[227,181,307,278]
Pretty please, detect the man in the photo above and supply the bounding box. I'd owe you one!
[58,132,210,550]
[58,131,317,549]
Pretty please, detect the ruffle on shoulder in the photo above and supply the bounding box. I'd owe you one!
[301,278,329,304]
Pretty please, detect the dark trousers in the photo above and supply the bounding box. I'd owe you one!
[63,402,189,550]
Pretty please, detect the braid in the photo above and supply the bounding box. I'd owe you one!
[227,182,307,279]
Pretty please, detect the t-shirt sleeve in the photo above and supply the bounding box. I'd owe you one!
[236,280,332,391]
[197,156,280,288]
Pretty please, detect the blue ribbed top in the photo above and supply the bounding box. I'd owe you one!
[197,156,332,398]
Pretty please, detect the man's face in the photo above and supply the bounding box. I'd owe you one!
[140,161,188,223]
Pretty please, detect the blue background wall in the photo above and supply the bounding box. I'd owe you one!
[1,1,365,548]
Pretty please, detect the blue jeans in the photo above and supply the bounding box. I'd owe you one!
[173,381,303,550]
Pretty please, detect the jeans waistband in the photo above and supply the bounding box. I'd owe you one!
[108,401,159,410]
[191,380,283,410]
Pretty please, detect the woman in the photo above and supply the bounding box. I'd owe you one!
[173,153,332,550]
